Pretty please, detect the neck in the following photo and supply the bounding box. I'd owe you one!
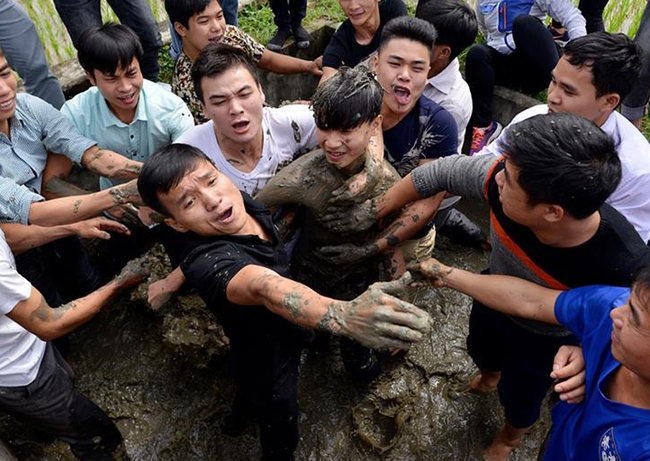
[532,212,600,248]
[340,152,367,176]
[607,366,650,409]
[182,43,201,62]
[354,10,380,44]
[109,104,136,124]
[0,119,9,138]
[215,127,264,169]
[593,110,613,128]
[428,59,448,79]
[380,104,405,131]
[241,214,269,240]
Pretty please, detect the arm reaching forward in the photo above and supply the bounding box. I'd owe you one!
[408,257,561,325]
[227,268,432,350]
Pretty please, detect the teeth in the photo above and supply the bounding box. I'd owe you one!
[0,100,12,110]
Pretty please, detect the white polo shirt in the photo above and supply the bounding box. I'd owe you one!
[0,230,45,387]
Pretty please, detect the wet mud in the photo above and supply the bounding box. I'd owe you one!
[1,200,553,460]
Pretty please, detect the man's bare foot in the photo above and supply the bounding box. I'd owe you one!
[482,438,516,461]
[469,371,500,394]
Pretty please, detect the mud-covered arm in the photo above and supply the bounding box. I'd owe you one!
[409,258,561,325]
[81,145,142,180]
[28,180,141,226]
[7,256,150,342]
[255,158,311,209]
[227,266,431,349]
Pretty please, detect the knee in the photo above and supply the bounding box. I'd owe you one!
[466,44,493,71]
[512,14,545,36]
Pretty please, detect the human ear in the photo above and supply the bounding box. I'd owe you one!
[85,71,97,86]
[174,21,188,37]
[164,216,189,233]
[543,204,564,223]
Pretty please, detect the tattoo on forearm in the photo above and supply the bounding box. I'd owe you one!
[73,199,82,214]
[29,297,78,324]
[109,186,131,205]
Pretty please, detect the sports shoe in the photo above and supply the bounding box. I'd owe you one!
[292,25,310,49]
[267,28,292,51]
[469,120,503,156]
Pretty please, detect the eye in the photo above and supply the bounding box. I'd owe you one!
[183,198,195,209]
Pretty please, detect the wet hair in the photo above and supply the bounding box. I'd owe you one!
[165,0,219,29]
[378,16,437,53]
[138,144,212,216]
[77,23,143,76]
[503,113,621,219]
[192,43,259,103]
[416,0,478,60]
[563,32,641,100]
[310,66,382,131]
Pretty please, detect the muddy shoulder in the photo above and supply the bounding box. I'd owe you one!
[1,199,552,461]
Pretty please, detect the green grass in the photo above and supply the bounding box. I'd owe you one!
[158,45,175,84]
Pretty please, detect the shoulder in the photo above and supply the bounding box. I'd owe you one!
[555,285,628,335]
[509,104,549,126]
[142,80,192,112]
[380,0,408,17]
[176,121,216,147]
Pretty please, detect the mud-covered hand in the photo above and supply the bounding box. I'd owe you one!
[406,258,454,287]
[114,255,151,290]
[315,241,379,266]
[71,217,130,240]
[551,345,586,404]
[329,272,431,350]
[106,203,145,228]
[320,198,377,233]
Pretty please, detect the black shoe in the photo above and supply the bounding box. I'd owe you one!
[439,209,490,250]
[268,28,292,51]
[292,25,310,49]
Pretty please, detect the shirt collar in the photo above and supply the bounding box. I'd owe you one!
[425,58,460,96]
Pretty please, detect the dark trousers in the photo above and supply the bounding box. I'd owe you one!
[15,235,101,307]
[466,15,560,127]
[228,329,304,461]
[269,0,307,30]
[52,0,162,80]
[578,0,609,33]
[467,300,579,429]
[0,343,123,460]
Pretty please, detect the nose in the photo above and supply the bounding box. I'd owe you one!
[397,65,411,82]
[322,133,343,150]
[495,169,504,189]
[210,18,223,33]
[117,77,132,93]
[547,82,559,105]
[228,97,244,115]
[0,78,10,97]
[202,190,222,211]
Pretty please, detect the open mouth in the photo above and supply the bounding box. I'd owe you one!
[208,35,223,43]
[392,85,411,106]
[117,92,137,106]
[0,98,14,111]
[232,120,249,133]
[217,207,233,223]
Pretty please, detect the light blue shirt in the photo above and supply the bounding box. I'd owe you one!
[0,93,96,224]
[62,79,194,189]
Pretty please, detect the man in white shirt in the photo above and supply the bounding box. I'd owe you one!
[478,32,650,244]
[0,196,149,458]
[176,43,318,197]
[417,0,478,154]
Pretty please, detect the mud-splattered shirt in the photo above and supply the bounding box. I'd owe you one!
[175,104,318,197]
[171,25,266,125]
[383,95,458,177]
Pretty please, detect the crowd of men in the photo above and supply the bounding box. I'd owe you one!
[0,0,649,460]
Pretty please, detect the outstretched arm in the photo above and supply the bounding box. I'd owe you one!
[7,256,150,341]
[258,49,323,76]
[409,258,561,325]
[28,180,141,226]
[227,267,431,349]
[81,146,142,180]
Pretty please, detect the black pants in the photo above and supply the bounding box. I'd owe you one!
[0,343,123,460]
[269,0,307,30]
[15,235,101,307]
[579,0,609,33]
[467,300,579,429]
[466,15,560,127]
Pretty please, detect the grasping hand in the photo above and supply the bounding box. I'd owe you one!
[406,258,454,287]
[71,217,130,240]
[551,345,586,404]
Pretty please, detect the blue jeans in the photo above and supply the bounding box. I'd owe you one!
[0,0,65,109]
[622,3,650,121]
[53,0,162,81]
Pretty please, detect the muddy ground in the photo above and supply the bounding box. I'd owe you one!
[0,199,553,461]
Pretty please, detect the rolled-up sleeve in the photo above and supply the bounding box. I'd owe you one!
[0,177,44,224]
[25,94,96,164]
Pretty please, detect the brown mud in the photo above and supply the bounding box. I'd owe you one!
[0,199,552,460]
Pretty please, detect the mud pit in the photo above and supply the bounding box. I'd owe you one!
[0,199,555,461]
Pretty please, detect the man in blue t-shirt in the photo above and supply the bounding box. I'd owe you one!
[411,257,650,461]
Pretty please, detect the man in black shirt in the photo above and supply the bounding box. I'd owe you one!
[137,143,431,461]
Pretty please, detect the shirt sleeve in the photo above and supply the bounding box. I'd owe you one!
[226,26,266,63]
[23,94,96,164]
[0,256,32,315]
[167,98,196,142]
[322,28,348,69]
[411,152,495,201]
[542,0,587,39]
[554,286,629,341]
[0,177,44,224]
